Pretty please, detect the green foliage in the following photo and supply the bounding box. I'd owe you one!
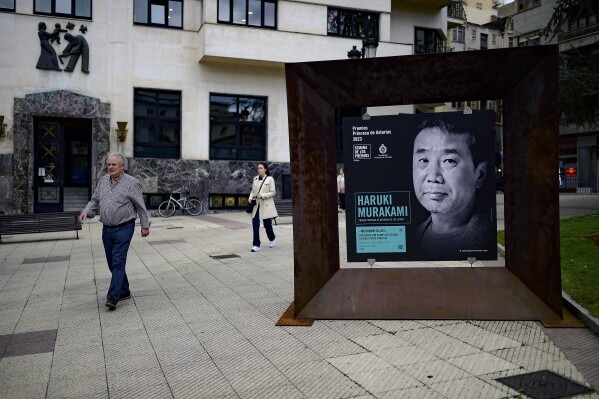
[541,0,599,128]
[559,213,599,318]
[497,230,505,246]
[541,0,599,40]
[559,43,599,127]
[497,213,599,318]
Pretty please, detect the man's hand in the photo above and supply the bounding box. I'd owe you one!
[141,228,150,237]
[78,212,87,224]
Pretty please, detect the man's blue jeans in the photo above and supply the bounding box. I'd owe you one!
[252,208,275,247]
[102,222,134,303]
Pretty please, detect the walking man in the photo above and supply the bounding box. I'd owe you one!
[79,153,150,310]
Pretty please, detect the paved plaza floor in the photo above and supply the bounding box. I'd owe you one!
[1,199,598,398]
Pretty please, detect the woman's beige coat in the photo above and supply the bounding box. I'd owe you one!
[249,175,278,219]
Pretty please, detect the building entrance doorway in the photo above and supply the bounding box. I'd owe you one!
[34,118,92,213]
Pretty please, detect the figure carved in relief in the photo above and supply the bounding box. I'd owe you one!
[36,22,61,71]
[60,33,89,73]
[49,23,68,45]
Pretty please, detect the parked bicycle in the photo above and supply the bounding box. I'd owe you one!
[158,192,203,217]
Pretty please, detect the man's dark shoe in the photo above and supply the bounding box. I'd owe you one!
[105,300,117,310]
[120,294,131,300]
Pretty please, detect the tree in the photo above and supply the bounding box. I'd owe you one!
[542,0,599,127]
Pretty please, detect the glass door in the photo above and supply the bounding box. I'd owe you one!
[34,120,63,213]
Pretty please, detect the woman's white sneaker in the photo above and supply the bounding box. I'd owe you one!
[269,240,276,248]
[251,246,261,252]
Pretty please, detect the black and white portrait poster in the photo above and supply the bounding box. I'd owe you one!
[342,111,497,262]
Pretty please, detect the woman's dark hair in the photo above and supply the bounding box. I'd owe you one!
[258,162,270,176]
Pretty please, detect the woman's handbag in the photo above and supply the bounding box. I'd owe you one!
[246,177,267,213]
[245,198,256,213]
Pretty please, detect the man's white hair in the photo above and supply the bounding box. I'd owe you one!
[107,152,126,166]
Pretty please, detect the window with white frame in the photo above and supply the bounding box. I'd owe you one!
[452,26,465,42]
[134,0,183,28]
[218,0,276,29]
[34,0,91,18]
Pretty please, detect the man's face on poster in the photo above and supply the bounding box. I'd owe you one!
[412,128,486,217]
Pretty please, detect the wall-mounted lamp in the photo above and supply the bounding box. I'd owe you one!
[0,115,7,138]
[116,121,128,142]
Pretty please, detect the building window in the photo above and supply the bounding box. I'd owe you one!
[134,89,181,158]
[218,0,277,29]
[568,13,598,32]
[0,0,15,11]
[508,37,515,47]
[452,26,465,42]
[480,33,488,49]
[415,28,446,54]
[210,94,266,160]
[327,7,379,39]
[34,0,91,19]
[517,0,540,12]
[134,0,183,28]
[451,101,464,110]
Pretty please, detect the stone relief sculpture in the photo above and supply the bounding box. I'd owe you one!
[60,33,89,73]
[36,21,90,73]
[49,23,67,45]
[36,22,61,71]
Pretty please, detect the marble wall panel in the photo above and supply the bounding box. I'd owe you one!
[208,160,291,199]
[0,155,13,214]
[93,117,110,181]
[129,159,291,203]
[129,158,210,198]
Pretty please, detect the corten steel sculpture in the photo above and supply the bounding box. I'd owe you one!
[284,45,561,321]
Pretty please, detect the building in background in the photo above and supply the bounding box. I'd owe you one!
[443,0,508,176]
[509,0,599,192]
[0,0,453,214]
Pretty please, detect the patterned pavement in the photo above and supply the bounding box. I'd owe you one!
[0,198,598,398]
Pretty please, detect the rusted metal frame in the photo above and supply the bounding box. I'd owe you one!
[286,72,340,314]
[285,46,562,320]
[503,48,562,315]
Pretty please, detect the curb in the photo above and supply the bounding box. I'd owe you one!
[498,244,599,334]
[562,291,599,335]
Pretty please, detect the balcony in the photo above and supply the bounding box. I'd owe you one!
[198,23,412,65]
[558,23,599,49]
[447,1,466,28]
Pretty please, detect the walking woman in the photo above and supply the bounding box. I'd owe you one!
[249,163,278,252]
[337,167,346,212]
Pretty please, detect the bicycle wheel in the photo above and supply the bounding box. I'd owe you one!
[186,199,203,216]
[158,200,176,217]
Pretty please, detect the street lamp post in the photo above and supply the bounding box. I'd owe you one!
[346,36,379,59]
[347,35,379,120]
